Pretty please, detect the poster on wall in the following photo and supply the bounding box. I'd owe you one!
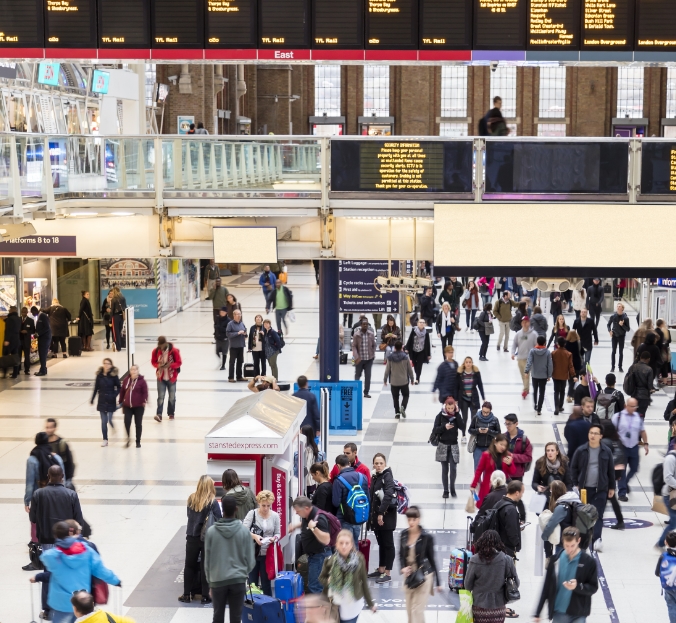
[100,258,158,320]
[0,275,18,314]
[177,115,195,135]
[181,259,200,308]
[158,259,181,317]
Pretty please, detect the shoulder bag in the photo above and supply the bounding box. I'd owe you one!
[467,434,477,453]
[405,558,432,589]
[249,511,265,557]
[504,556,521,603]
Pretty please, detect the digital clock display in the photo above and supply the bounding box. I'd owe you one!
[312,0,363,48]
[98,0,151,47]
[365,0,418,49]
[528,0,581,49]
[474,0,527,50]
[581,0,635,50]
[0,0,44,47]
[419,0,471,49]
[259,0,311,48]
[45,0,97,48]
[152,0,205,48]
[207,0,257,47]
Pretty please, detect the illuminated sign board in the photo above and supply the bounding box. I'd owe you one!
[331,140,473,193]
[259,0,311,48]
[91,69,110,93]
[152,0,205,48]
[640,142,676,195]
[0,0,44,48]
[206,0,257,48]
[45,0,97,48]
[473,0,527,50]
[366,0,418,49]
[98,0,151,48]
[635,0,676,50]
[528,0,581,49]
[419,0,472,49]
[312,0,364,49]
[38,61,61,86]
[581,0,635,50]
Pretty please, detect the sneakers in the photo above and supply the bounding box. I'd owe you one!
[178,594,192,603]
[619,367,624,373]
[618,495,628,502]
[593,538,603,553]
[168,415,175,420]
[521,390,528,399]
[566,396,573,403]
[136,442,141,448]
[461,436,467,444]
[375,574,392,584]
[554,409,559,415]
[367,570,382,579]
[503,348,509,352]
[497,345,501,350]
[101,440,108,447]
[154,415,162,422]
[400,407,407,419]
[442,491,449,499]
[610,521,625,531]
[395,412,401,419]
[22,562,37,571]
[364,393,371,398]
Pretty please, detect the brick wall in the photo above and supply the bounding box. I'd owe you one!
[391,66,440,135]
[156,64,216,134]
[645,67,667,137]
[568,67,615,137]
[341,65,364,134]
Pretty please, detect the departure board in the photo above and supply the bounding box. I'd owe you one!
[636,0,676,49]
[312,0,364,49]
[259,0,311,48]
[152,0,205,48]
[474,0,527,50]
[45,0,97,48]
[98,0,151,47]
[581,0,635,50]
[485,141,629,194]
[331,141,473,194]
[366,0,418,49]
[0,0,44,48]
[207,0,257,47]
[528,0,581,49]
[419,0,472,49]
[640,142,676,195]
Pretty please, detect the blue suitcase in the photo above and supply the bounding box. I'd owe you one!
[241,592,285,623]
[272,571,303,602]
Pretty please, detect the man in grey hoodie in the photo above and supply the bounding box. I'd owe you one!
[383,341,415,419]
[525,335,553,415]
[530,306,549,338]
[511,316,539,400]
[205,496,255,623]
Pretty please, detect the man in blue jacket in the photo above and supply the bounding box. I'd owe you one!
[294,375,320,437]
[332,454,369,544]
[259,265,276,305]
[433,345,459,403]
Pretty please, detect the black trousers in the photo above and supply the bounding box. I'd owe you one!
[229,347,244,380]
[533,377,547,411]
[611,335,625,368]
[411,354,425,382]
[553,379,567,410]
[440,332,454,348]
[441,459,457,493]
[588,306,602,328]
[212,582,246,623]
[567,376,576,398]
[184,535,209,597]
[355,359,373,394]
[458,400,472,435]
[104,325,111,346]
[50,336,66,355]
[212,309,220,336]
[123,406,144,443]
[112,315,124,350]
[37,336,50,373]
[374,529,395,570]
[637,397,650,418]
[479,332,490,358]
[391,384,410,413]
[609,469,625,524]
[252,351,266,376]
[20,338,31,373]
[584,487,608,545]
[343,314,353,328]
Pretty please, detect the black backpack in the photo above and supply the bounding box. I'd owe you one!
[623,367,636,395]
[470,499,511,541]
[653,452,676,494]
[510,312,523,333]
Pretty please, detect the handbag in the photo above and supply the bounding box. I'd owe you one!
[92,577,109,605]
[428,430,441,447]
[265,542,284,580]
[484,322,494,335]
[670,489,676,510]
[435,441,450,462]
[504,574,520,603]
[379,342,387,351]
[467,434,477,453]
[404,560,431,589]
[250,511,265,557]
[653,494,668,516]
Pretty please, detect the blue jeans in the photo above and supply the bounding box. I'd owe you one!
[307,547,331,594]
[341,616,360,623]
[473,447,487,471]
[340,520,361,545]
[157,379,176,416]
[552,614,586,623]
[665,588,676,623]
[249,555,272,596]
[99,411,114,440]
[659,495,676,547]
[276,308,289,334]
[51,611,76,623]
[618,444,640,497]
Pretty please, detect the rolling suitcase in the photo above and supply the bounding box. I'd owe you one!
[448,517,472,591]
[272,544,304,623]
[358,525,371,568]
[68,322,82,357]
[242,587,285,623]
[243,352,255,379]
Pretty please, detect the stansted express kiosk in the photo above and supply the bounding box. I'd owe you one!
[204,391,307,552]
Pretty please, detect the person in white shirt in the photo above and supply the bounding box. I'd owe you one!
[612,398,649,502]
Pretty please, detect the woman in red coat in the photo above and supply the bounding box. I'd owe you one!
[470,434,515,508]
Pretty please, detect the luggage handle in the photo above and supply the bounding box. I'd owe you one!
[30,580,37,623]
[69,321,78,338]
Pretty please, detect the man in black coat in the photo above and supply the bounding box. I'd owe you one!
[420,287,437,327]
[32,306,51,377]
[572,309,598,366]
[19,306,35,375]
[43,299,71,358]
[586,278,605,328]
[432,345,459,403]
[495,480,524,557]
[1,305,21,378]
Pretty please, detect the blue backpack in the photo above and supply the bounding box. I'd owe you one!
[660,551,676,589]
[337,473,370,525]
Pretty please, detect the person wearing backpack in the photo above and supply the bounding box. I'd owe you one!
[569,423,616,552]
[607,303,631,372]
[332,454,370,544]
[542,486,592,553]
[658,449,676,551]
[656,531,676,622]
[596,373,625,421]
[504,414,532,521]
[368,453,397,584]
[493,480,524,558]
[612,398,649,502]
[624,351,654,418]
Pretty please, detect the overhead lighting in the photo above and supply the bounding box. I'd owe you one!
[69,212,99,216]
[111,212,134,216]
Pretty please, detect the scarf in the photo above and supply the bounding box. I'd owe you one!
[440,311,453,334]
[413,326,426,352]
[546,458,561,474]
[328,551,360,603]
[31,442,55,483]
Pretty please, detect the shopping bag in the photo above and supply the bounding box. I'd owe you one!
[456,589,474,623]
[529,493,547,514]
[653,494,669,516]
[465,495,476,514]
[288,311,296,323]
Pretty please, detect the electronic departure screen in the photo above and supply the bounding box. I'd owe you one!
[528,0,581,49]
[331,140,474,193]
[366,0,418,49]
[98,0,151,48]
[581,0,635,50]
[45,0,97,48]
[259,0,311,48]
[313,0,363,49]
[485,141,629,195]
[640,142,676,194]
[207,0,257,47]
[635,0,676,50]
[474,0,527,50]
[419,0,472,49]
[0,0,44,48]
[152,0,205,48]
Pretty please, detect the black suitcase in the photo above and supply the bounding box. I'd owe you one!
[243,354,255,379]
[68,336,82,357]
[0,354,19,369]
[340,352,348,365]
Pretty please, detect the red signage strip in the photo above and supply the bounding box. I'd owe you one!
[418,50,472,61]
[258,49,311,60]
[98,49,152,60]
[365,49,418,61]
[45,48,97,59]
[271,466,287,538]
[151,49,205,60]
[311,49,365,61]
[205,49,258,60]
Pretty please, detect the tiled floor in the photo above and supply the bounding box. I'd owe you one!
[0,264,672,623]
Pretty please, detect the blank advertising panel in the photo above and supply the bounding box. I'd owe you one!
[0,0,44,48]
[259,0,311,48]
[473,0,527,50]
[581,0,635,50]
[366,0,418,49]
[98,0,152,48]
[528,0,581,50]
[331,141,474,193]
[45,0,98,48]
[485,141,629,195]
[213,227,278,264]
[152,0,205,48]
[419,0,472,49]
[635,0,676,50]
[640,142,676,195]
[312,0,364,49]
[206,0,257,47]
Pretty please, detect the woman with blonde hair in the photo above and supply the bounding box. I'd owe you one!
[243,490,281,595]
[179,475,221,604]
[319,529,376,623]
[435,301,456,349]
[632,318,655,361]
[547,314,569,349]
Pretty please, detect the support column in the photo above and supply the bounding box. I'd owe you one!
[319,260,340,382]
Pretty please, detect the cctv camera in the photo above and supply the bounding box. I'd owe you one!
[490,62,498,72]
[168,75,178,84]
